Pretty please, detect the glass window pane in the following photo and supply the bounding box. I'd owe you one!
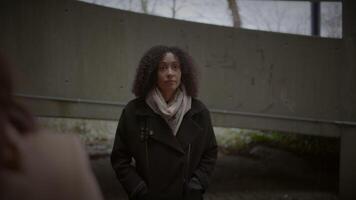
[321,2,342,38]
[78,0,341,38]
[238,0,311,36]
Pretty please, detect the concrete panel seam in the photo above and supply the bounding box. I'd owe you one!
[16,93,356,127]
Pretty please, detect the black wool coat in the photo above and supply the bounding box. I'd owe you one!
[111,98,218,200]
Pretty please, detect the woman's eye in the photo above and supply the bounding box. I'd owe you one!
[159,65,167,71]
[172,64,179,70]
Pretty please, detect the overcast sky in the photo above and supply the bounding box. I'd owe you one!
[79,0,342,38]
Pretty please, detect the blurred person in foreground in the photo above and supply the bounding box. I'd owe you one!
[111,45,218,200]
[0,55,104,200]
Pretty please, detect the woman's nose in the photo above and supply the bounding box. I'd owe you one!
[167,67,174,75]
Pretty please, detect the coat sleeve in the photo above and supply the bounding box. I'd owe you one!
[193,109,218,191]
[110,108,147,198]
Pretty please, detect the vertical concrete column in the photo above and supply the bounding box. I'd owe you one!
[340,127,356,200]
[340,1,356,200]
[343,0,356,38]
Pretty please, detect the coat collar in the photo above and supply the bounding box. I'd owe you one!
[134,98,205,154]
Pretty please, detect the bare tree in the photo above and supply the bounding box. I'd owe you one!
[227,0,241,28]
[140,0,149,13]
[138,0,159,14]
[172,0,177,18]
[170,0,188,19]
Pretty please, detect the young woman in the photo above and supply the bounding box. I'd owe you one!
[111,45,218,200]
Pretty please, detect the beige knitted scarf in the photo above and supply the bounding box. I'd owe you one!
[145,86,191,136]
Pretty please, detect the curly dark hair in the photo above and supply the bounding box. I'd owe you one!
[132,45,198,98]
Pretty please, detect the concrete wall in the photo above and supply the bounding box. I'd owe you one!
[339,1,356,199]
[0,0,354,138]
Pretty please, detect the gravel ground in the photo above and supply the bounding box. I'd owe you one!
[90,145,338,200]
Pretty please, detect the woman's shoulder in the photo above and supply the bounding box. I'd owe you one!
[5,130,103,200]
[123,97,147,113]
[191,98,209,112]
[28,130,82,150]
[25,130,88,167]
[125,97,144,107]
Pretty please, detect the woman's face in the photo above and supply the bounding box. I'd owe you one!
[157,52,181,100]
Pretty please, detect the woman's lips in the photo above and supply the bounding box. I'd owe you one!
[165,80,176,84]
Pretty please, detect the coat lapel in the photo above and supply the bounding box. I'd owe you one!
[136,100,185,154]
[176,115,203,147]
[149,116,185,154]
[135,98,204,154]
